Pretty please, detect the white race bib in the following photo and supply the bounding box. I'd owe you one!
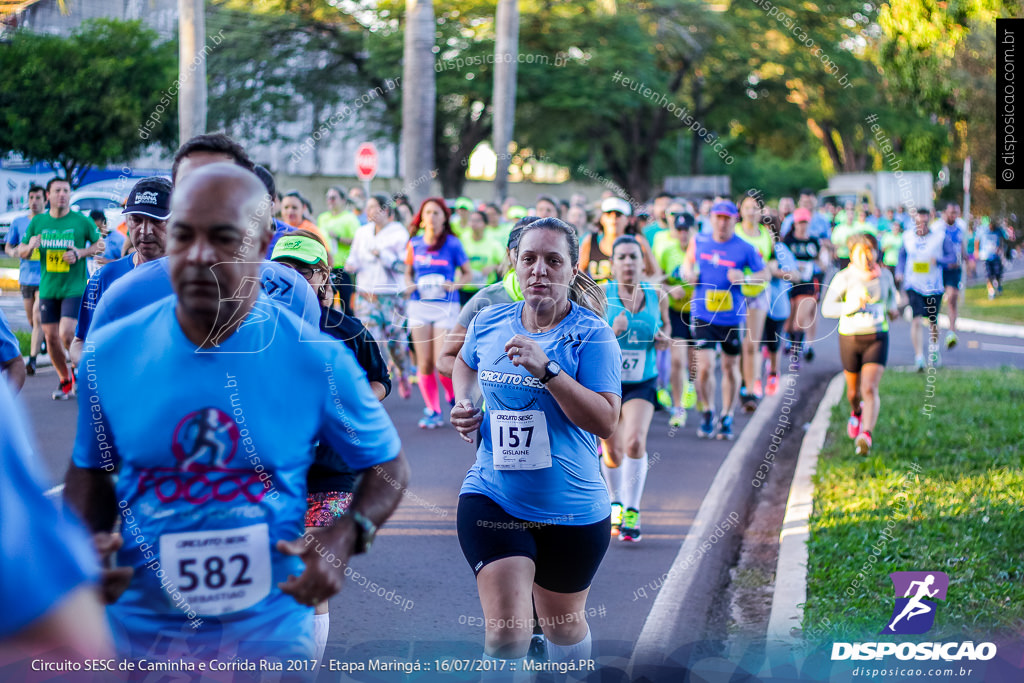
[798,261,814,282]
[490,410,552,471]
[160,523,271,616]
[621,350,645,383]
[417,273,447,300]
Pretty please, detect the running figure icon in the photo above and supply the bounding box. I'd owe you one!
[887,574,939,631]
[882,571,949,635]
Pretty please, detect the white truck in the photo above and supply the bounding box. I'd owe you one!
[818,172,934,212]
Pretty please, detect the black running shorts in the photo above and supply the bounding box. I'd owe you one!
[669,310,692,340]
[838,332,889,373]
[457,494,610,594]
[39,296,82,325]
[907,289,940,325]
[621,377,658,407]
[691,319,743,356]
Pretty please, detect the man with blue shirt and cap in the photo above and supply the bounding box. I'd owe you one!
[64,162,409,667]
[70,176,173,366]
[684,199,768,440]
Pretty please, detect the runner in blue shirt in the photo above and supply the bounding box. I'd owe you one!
[70,177,173,366]
[683,200,767,440]
[0,309,26,392]
[404,197,471,428]
[450,217,619,674]
[929,202,967,350]
[3,184,45,375]
[600,236,670,543]
[0,380,113,665]
[63,163,409,667]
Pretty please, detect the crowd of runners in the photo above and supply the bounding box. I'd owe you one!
[0,133,1018,677]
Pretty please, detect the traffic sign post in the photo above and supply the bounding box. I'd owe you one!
[355,143,378,199]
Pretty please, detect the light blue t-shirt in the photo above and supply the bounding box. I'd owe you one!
[459,301,620,525]
[88,257,321,337]
[72,294,401,660]
[0,309,19,365]
[766,242,797,322]
[6,215,41,287]
[603,281,661,385]
[691,233,766,327]
[76,254,137,340]
[0,380,99,638]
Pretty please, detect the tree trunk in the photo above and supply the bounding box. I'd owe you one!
[402,0,437,206]
[492,0,519,204]
[178,0,208,145]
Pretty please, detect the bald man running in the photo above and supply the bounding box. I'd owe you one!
[65,163,409,667]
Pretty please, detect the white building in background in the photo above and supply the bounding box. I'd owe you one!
[1,0,399,179]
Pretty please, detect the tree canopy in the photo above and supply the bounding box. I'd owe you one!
[0,19,177,186]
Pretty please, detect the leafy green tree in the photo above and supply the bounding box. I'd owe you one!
[0,19,177,186]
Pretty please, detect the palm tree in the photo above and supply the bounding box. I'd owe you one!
[178,0,207,144]
[491,0,518,204]
[402,0,436,205]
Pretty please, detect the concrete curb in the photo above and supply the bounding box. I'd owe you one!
[939,314,1024,339]
[764,373,845,647]
[629,386,785,674]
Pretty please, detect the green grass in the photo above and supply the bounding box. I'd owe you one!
[961,276,1024,325]
[803,369,1024,644]
[0,256,18,269]
[15,330,30,357]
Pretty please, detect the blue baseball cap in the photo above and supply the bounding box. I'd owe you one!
[710,200,739,217]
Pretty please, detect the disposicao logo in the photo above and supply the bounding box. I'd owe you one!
[882,571,949,635]
[831,570,997,662]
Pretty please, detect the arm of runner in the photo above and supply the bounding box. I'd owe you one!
[19,233,40,259]
[0,311,25,393]
[682,235,698,283]
[820,270,849,319]
[638,235,660,278]
[451,355,483,443]
[504,333,620,439]
[452,263,472,290]
[451,318,485,441]
[277,451,409,607]
[437,323,468,379]
[655,291,671,351]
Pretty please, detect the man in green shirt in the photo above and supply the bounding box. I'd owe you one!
[19,177,104,400]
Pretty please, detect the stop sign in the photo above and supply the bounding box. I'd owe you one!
[355,143,378,181]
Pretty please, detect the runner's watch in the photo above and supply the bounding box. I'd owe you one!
[348,511,377,554]
[540,360,561,384]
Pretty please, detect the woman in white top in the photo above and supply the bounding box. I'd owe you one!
[345,195,413,399]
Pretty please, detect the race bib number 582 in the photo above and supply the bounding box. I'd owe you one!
[160,523,271,615]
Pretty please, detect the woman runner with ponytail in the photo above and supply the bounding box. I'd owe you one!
[600,236,670,542]
[450,217,617,674]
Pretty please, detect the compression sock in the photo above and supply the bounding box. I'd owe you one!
[418,372,441,414]
[621,453,649,511]
[313,612,329,668]
[439,373,455,404]
[546,627,593,676]
[601,459,622,503]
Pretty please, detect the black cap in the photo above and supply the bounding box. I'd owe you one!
[123,176,172,220]
[674,212,696,230]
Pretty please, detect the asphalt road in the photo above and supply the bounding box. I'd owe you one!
[5,294,1024,681]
